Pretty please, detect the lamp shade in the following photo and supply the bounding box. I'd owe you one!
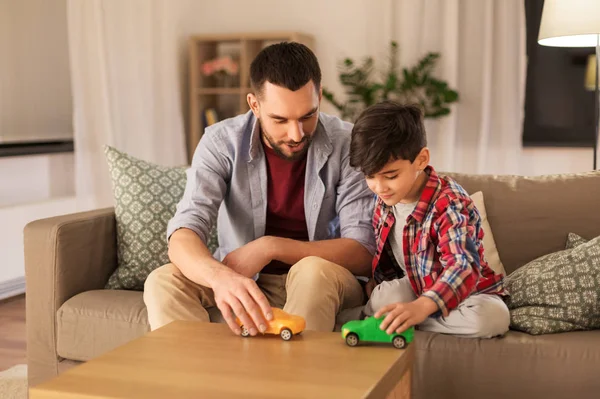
[538,0,600,47]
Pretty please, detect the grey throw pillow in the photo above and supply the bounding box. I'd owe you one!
[104,146,218,290]
[565,232,588,249]
[505,234,600,335]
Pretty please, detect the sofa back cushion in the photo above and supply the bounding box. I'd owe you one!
[447,171,600,275]
[104,146,219,290]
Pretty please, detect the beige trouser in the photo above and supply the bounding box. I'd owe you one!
[143,256,364,332]
[363,277,510,338]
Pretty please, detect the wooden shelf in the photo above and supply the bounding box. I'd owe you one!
[187,32,314,162]
[196,88,250,95]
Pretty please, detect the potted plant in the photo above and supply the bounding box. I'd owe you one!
[323,41,459,122]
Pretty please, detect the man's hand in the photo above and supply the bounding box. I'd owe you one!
[222,237,273,278]
[374,296,438,335]
[210,268,274,336]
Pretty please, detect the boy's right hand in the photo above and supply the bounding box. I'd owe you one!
[366,278,376,298]
[210,268,273,337]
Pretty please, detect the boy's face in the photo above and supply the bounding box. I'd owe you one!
[248,80,322,161]
[365,148,430,206]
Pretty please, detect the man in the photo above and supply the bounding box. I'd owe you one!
[144,42,375,335]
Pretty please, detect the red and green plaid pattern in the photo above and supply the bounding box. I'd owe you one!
[371,166,507,315]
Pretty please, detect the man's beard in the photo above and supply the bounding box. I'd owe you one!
[260,121,312,161]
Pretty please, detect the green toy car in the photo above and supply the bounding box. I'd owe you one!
[341,316,415,349]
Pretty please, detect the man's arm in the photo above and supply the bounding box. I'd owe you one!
[264,237,372,276]
[166,130,272,335]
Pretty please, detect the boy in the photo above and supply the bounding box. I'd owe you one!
[349,101,510,338]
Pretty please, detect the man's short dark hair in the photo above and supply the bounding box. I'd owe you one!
[250,42,321,97]
[350,101,427,176]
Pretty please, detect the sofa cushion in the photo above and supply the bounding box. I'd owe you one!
[470,191,506,275]
[413,329,600,399]
[57,290,150,361]
[57,290,226,361]
[104,146,218,290]
[447,171,600,275]
[505,234,600,335]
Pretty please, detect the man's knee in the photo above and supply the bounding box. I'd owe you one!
[287,256,349,288]
[144,263,180,295]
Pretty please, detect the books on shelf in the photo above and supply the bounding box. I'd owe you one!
[202,108,219,127]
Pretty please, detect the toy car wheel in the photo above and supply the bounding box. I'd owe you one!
[280,328,293,341]
[240,326,250,337]
[345,333,359,347]
[392,336,406,349]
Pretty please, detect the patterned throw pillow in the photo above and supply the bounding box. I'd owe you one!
[104,146,218,290]
[565,232,588,250]
[505,234,600,335]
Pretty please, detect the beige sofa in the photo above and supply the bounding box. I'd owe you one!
[25,171,600,398]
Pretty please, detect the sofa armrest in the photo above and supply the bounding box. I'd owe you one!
[24,207,118,386]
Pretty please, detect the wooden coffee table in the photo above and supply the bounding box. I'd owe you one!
[30,321,414,398]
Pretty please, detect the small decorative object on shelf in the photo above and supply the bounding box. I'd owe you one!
[201,55,240,87]
[236,307,306,341]
[341,316,415,349]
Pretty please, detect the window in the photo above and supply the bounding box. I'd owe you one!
[523,0,596,147]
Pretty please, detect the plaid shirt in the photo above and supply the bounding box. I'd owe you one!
[372,166,507,315]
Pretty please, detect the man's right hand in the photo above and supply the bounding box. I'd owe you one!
[210,268,273,336]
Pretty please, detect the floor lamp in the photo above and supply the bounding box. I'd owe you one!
[538,0,600,170]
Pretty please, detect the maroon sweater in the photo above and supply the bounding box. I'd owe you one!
[262,143,309,274]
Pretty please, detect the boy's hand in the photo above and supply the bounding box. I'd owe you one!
[375,296,438,335]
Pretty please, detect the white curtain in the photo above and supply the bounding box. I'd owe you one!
[373,0,527,175]
[67,0,187,210]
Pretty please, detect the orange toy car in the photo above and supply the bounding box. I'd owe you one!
[237,307,306,341]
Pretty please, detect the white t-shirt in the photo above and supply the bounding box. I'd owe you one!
[388,201,418,272]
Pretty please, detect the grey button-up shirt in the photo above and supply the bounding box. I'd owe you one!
[167,111,375,262]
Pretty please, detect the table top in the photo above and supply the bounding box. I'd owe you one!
[30,321,414,399]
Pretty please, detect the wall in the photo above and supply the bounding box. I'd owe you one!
[176,0,392,118]
[174,0,596,177]
[0,0,72,143]
[0,153,75,299]
[521,147,594,175]
[0,0,74,294]
[0,153,74,207]
[0,197,77,300]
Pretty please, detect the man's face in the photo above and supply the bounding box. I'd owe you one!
[365,149,430,206]
[248,80,321,161]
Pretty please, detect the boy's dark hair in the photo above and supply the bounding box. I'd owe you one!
[250,42,321,97]
[350,101,427,176]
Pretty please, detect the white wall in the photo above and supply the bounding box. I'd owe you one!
[521,147,594,175]
[0,153,74,207]
[0,153,75,297]
[0,197,77,299]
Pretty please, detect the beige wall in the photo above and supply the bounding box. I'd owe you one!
[0,0,72,143]
[174,0,591,176]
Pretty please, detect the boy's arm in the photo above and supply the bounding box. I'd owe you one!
[421,197,482,316]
